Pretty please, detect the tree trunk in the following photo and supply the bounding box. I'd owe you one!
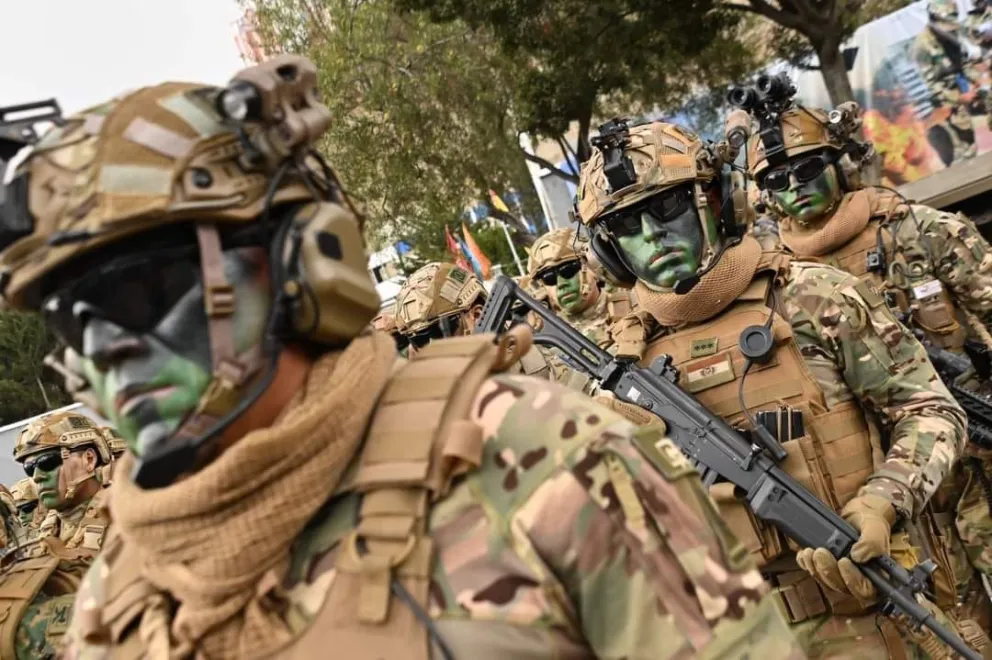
[816,41,855,106]
[576,96,595,163]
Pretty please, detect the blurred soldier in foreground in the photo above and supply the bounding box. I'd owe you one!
[740,86,992,602]
[578,113,985,657]
[0,56,802,658]
[0,411,113,658]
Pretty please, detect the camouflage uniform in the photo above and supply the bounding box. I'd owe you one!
[578,118,982,657]
[748,103,992,598]
[0,61,803,659]
[0,487,21,555]
[0,412,112,659]
[527,228,632,393]
[8,479,42,547]
[912,0,988,160]
[395,261,551,378]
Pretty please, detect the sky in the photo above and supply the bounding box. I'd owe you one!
[0,0,247,115]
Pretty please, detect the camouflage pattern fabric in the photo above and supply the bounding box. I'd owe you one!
[8,489,108,659]
[65,375,805,659]
[753,214,783,251]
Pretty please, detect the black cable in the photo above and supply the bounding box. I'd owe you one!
[391,578,455,660]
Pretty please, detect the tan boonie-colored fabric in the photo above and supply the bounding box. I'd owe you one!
[777,188,872,255]
[83,329,527,660]
[747,106,843,181]
[634,235,763,326]
[394,262,486,335]
[104,332,397,659]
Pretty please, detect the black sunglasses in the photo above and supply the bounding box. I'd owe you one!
[17,501,38,515]
[22,451,64,477]
[760,152,838,192]
[42,249,201,354]
[407,321,450,349]
[603,186,694,239]
[537,261,582,286]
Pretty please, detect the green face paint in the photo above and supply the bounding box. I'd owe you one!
[772,163,841,224]
[615,202,704,289]
[80,249,271,458]
[17,507,34,528]
[31,454,62,510]
[554,265,592,313]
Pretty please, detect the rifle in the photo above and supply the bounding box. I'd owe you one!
[476,275,980,660]
[922,341,992,451]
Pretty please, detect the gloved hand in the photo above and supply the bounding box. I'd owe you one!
[796,493,897,606]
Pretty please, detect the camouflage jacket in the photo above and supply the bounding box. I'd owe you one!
[625,261,966,520]
[7,489,109,659]
[64,375,803,659]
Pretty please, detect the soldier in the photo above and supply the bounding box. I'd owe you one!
[0,57,802,658]
[9,478,43,542]
[0,411,113,658]
[912,0,988,162]
[370,308,409,355]
[744,98,992,601]
[578,117,986,657]
[0,486,22,554]
[394,261,552,378]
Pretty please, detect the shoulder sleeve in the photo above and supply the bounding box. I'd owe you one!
[783,264,966,518]
[472,375,803,659]
[913,206,992,326]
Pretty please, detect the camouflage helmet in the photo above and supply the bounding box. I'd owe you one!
[14,410,112,464]
[527,228,587,277]
[577,121,722,227]
[0,55,378,348]
[746,106,843,181]
[9,478,39,509]
[394,262,486,335]
[100,426,127,457]
[0,485,15,517]
[371,310,398,333]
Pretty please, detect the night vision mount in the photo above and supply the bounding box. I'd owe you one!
[591,118,638,193]
[0,99,64,162]
[728,73,798,169]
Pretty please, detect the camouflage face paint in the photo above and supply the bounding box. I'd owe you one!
[616,204,703,288]
[82,248,272,457]
[772,163,841,225]
[17,507,34,528]
[30,452,63,511]
[554,265,593,314]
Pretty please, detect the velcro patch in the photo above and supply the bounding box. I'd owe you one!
[690,337,719,358]
[684,352,735,393]
[439,278,462,303]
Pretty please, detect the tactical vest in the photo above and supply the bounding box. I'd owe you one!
[0,496,108,659]
[641,261,959,622]
[807,191,967,351]
[84,331,527,660]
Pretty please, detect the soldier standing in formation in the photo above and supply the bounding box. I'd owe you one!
[0,57,804,658]
[0,411,113,658]
[578,117,986,657]
[744,97,992,614]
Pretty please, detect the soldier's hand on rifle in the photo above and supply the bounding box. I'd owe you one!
[796,492,897,607]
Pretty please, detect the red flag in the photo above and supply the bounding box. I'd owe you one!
[445,225,470,271]
[462,222,492,279]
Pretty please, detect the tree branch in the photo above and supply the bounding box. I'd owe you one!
[518,143,580,183]
[724,0,808,35]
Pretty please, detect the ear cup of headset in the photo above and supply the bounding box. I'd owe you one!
[719,171,749,239]
[589,229,637,288]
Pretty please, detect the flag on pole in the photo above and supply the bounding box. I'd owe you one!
[461,222,492,279]
[444,225,470,271]
[488,190,510,214]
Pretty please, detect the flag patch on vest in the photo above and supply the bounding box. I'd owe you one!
[685,353,735,393]
[690,337,719,358]
[912,279,943,300]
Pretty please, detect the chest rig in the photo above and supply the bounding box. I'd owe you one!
[84,331,526,660]
[811,192,967,352]
[0,518,107,659]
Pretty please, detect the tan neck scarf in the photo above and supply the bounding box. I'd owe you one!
[634,235,762,327]
[778,188,876,257]
[110,332,397,660]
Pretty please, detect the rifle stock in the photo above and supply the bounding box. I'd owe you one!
[476,275,980,660]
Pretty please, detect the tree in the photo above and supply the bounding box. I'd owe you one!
[395,0,757,170]
[725,0,914,105]
[245,0,543,259]
[0,311,69,426]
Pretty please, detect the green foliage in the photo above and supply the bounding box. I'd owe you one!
[245,0,541,260]
[470,222,524,276]
[0,311,68,426]
[394,0,757,160]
